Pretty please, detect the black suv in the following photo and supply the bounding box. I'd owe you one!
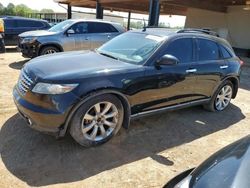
[13,28,243,147]
[2,16,50,46]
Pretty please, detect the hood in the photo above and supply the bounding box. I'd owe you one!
[24,51,139,82]
[190,135,250,188]
[19,30,57,37]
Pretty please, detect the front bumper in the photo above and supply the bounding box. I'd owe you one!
[13,86,78,136]
[18,40,40,58]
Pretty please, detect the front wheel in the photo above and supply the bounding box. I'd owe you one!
[204,80,233,112]
[70,94,124,147]
[39,46,59,56]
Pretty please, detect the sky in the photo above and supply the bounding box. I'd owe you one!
[1,0,186,27]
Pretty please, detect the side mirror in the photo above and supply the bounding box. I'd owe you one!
[67,29,75,35]
[156,54,179,66]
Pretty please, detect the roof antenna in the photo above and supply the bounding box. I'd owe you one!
[142,18,146,32]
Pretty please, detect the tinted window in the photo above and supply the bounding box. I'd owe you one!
[165,38,193,63]
[219,45,232,59]
[70,22,88,34]
[17,20,43,28]
[89,22,118,33]
[197,39,219,61]
[4,19,16,28]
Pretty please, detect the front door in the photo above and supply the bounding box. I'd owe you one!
[63,22,91,51]
[134,37,197,112]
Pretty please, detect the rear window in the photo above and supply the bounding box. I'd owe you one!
[219,44,232,59]
[89,22,118,33]
[197,39,220,61]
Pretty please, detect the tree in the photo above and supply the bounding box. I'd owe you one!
[15,4,32,16]
[0,3,4,15]
[40,9,54,13]
[3,3,15,15]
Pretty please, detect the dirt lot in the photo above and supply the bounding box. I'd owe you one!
[0,50,250,188]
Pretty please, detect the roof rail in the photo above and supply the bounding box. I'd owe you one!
[142,26,173,32]
[177,28,219,37]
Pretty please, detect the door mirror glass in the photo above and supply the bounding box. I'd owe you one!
[156,54,179,66]
[67,29,75,35]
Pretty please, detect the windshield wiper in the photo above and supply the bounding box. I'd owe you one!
[98,51,119,60]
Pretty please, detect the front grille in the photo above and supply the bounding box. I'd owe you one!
[18,69,34,95]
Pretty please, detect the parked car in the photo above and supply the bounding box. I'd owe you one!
[18,19,126,58]
[0,18,5,53]
[164,135,250,188]
[13,28,243,147]
[2,16,50,46]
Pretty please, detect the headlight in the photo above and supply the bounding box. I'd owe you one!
[32,83,78,94]
[174,175,192,188]
[22,37,37,44]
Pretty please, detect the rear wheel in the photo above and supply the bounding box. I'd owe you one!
[39,46,59,56]
[70,94,124,147]
[204,80,233,112]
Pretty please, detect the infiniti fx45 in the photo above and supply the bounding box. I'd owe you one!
[13,28,243,147]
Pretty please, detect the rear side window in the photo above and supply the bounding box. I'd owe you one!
[4,19,16,28]
[165,38,193,63]
[89,22,118,33]
[197,39,220,61]
[17,20,44,28]
[219,45,232,59]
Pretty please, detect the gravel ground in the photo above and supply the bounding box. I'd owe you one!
[0,51,250,188]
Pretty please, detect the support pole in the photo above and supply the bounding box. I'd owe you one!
[67,4,72,19]
[127,11,131,30]
[148,0,160,26]
[96,1,104,19]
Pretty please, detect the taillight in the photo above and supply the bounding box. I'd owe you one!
[239,60,244,66]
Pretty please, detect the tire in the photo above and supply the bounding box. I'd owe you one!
[69,94,124,147]
[204,80,233,112]
[39,46,59,56]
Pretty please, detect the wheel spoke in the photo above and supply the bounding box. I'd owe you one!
[104,120,116,128]
[101,103,112,115]
[216,101,222,109]
[104,111,117,119]
[94,103,101,114]
[82,121,95,133]
[99,124,107,137]
[90,125,98,140]
[84,113,94,121]
[222,100,226,107]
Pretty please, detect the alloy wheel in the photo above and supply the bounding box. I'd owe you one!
[81,101,119,141]
[45,49,57,54]
[215,85,233,111]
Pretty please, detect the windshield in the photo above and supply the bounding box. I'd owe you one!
[97,32,165,65]
[48,20,74,33]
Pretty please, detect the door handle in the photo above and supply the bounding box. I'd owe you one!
[220,65,228,69]
[107,35,111,39]
[85,37,89,40]
[186,69,197,73]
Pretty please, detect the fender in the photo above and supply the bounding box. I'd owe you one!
[58,89,131,137]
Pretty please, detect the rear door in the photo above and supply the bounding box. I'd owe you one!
[193,38,227,99]
[88,22,120,49]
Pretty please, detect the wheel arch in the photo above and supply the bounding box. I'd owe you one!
[223,76,239,99]
[38,43,63,55]
[58,89,131,137]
